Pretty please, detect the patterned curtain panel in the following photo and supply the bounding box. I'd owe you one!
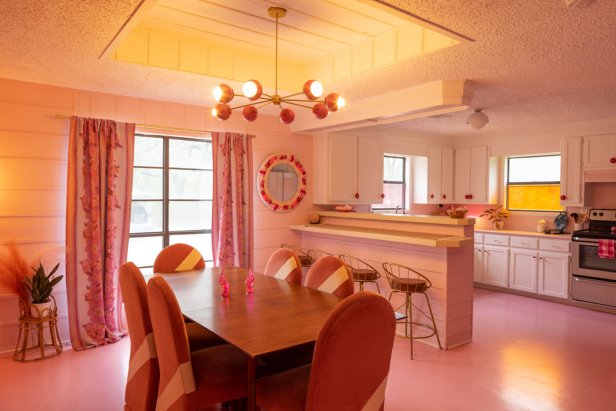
[66,117,135,350]
[211,132,254,268]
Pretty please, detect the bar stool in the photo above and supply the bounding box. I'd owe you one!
[339,254,381,293]
[280,243,313,268]
[382,262,442,359]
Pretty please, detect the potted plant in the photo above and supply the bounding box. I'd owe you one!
[23,262,63,318]
[480,205,510,229]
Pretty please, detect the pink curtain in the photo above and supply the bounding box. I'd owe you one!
[212,132,254,268]
[66,117,135,350]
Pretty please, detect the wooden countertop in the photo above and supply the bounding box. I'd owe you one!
[317,211,475,226]
[290,223,472,248]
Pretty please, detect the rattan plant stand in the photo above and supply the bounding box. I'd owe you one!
[13,296,63,361]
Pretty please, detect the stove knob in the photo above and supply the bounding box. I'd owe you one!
[599,212,604,216]
[592,212,597,216]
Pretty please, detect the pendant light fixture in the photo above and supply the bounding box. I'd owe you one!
[211,7,345,124]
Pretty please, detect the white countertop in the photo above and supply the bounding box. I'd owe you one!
[476,228,572,240]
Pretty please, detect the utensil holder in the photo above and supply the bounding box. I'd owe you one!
[574,223,584,231]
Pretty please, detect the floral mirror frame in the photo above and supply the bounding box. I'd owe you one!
[257,153,307,212]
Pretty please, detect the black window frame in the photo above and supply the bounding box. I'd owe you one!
[129,134,213,269]
[506,154,562,212]
[372,155,406,211]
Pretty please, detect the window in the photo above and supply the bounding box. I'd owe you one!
[506,155,564,212]
[127,134,213,272]
[372,155,406,210]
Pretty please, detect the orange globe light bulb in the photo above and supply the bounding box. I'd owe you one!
[242,105,258,122]
[324,93,342,112]
[312,102,329,119]
[213,84,234,104]
[303,80,323,100]
[242,80,263,101]
[279,108,295,124]
[212,103,231,120]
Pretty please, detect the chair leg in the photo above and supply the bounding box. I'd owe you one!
[372,280,381,294]
[423,292,442,350]
[359,281,364,292]
[408,293,413,360]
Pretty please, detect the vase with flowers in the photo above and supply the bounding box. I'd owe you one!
[480,205,510,230]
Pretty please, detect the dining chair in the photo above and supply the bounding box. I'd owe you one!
[382,261,442,359]
[304,255,354,298]
[119,262,226,411]
[146,275,248,411]
[256,291,396,411]
[153,243,205,273]
[339,254,381,293]
[264,248,302,285]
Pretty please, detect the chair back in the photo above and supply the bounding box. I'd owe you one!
[153,243,205,273]
[306,292,396,411]
[147,276,196,411]
[382,262,431,293]
[119,262,158,411]
[339,254,381,279]
[264,248,302,284]
[304,256,354,298]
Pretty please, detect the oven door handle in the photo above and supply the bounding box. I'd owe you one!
[572,236,599,243]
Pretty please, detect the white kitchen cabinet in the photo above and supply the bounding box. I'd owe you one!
[537,251,570,299]
[453,146,498,204]
[482,245,509,287]
[474,244,484,283]
[583,133,616,169]
[427,145,453,204]
[509,249,538,293]
[314,132,384,204]
[560,137,582,205]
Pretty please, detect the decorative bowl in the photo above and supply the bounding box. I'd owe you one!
[447,207,468,219]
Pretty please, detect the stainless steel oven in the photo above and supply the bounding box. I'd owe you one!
[571,209,616,309]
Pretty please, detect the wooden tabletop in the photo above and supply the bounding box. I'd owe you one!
[157,267,343,358]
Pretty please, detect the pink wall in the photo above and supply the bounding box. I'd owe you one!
[0,77,313,351]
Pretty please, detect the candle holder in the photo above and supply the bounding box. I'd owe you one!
[219,270,230,297]
[245,268,255,294]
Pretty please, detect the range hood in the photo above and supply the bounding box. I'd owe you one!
[289,80,472,133]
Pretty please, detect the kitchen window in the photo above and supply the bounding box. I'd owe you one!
[506,154,564,212]
[127,134,213,272]
[372,155,406,211]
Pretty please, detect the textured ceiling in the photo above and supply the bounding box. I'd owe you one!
[1,0,615,138]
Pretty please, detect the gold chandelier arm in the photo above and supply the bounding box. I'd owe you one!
[281,91,304,99]
[281,98,317,103]
[280,101,313,109]
[230,99,273,110]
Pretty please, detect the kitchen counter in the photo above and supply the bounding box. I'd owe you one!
[476,228,572,240]
[317,211,475,226]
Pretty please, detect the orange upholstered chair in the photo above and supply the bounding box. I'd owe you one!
[264,248,302,285]
[153,243,205,273]
[147,276,248,411]
[119,262,225,411]
[256,292,396,411]
[304,256,354,298]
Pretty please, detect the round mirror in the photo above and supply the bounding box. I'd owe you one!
[257,153,307,212]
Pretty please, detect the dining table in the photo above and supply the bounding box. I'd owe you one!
[156,266,344,411]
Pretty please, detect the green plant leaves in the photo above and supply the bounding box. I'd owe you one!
[22,262,63,304]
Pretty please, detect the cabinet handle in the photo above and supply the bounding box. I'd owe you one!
[430,194,435,199]
[464,195,469,200]
[442,194,447,199]
[469,194,473,199]
[532,256,536,259]
[611,157,616,164]
[380,193,385,199]
[355,193,359,199]
[560,195,567,200]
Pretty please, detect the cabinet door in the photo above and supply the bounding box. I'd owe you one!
[473,245,484,283]
[356,136,384,203]
[328,134,358,202]
[454,147,471,202]
[560,137,582,205]
[483,245,509,287]
[509,249,538,292]
[427,146,443,203]
[584,134,616,169]
[469,146,488,203]
[441,147,454,203]
[538,252,569,299]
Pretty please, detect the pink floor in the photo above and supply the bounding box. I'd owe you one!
[1,288,615,411]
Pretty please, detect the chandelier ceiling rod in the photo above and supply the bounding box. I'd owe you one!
[211,7,345,124]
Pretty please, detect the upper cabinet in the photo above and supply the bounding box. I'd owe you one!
[427,146,453,204]
[313,133,384,204]
[583,133,616,169]
[453,146,498,204]
[560,137,582,205]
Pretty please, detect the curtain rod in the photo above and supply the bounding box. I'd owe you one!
[54,114,256,137]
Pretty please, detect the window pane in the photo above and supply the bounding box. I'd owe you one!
[170,234,213,262]
[134,136,163,167]
[508,156,560,183]
[384,157,404,181]
[169,201,212,231]
[130,201,163,233]
[133,168,163,199]
[169,170,212,200]
[169,139,212,169]
[127,236,163,268]
[507,184,564,211]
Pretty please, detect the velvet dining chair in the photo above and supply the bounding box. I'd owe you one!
[119,262,225,411]
[304,255,354,298]
[256,292,396,411]
[264,248,303,285]
[146,275,248,411]
[153,243,205,274]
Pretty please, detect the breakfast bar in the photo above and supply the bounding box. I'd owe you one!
[291,211,476,349]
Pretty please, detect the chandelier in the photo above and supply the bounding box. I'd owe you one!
[211,7,345,124]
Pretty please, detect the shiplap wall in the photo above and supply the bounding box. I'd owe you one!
[0,78,312,352]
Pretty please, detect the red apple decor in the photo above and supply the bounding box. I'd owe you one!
[279,108,295,124]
